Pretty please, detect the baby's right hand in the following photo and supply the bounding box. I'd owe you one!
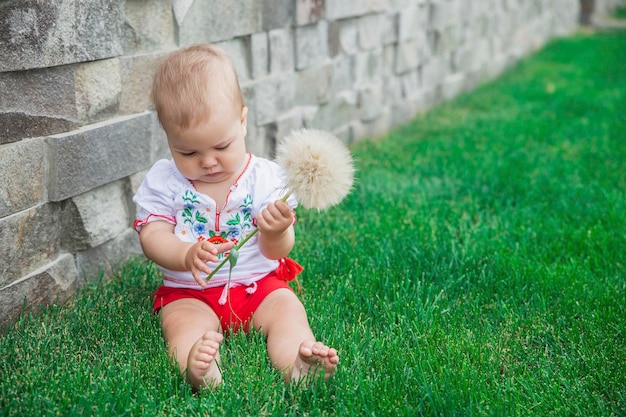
[185,240,235,287]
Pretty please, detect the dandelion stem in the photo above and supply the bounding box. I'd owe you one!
[205,192,292,281]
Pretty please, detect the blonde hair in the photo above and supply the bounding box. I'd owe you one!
[151,44,245,130]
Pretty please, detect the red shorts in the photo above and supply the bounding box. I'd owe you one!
[152,258,302,333]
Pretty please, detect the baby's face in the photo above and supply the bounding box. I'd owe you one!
[166,104,248,187]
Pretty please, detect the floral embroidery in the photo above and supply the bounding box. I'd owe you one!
[181,190,208,241]
[178,191,255,260]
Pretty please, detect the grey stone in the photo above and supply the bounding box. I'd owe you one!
[295,0,325,25]
[0,66,79,143]
[250,32,270,79]
[215,38,251,82]
[381,12,399,45]
[60,180,132,252]
[0,138,47,218]
[150,112,171,163]
[75,229,142,285]
[307,91,358,130]
[441,72,466,100]
[252,74,298,125]
[333,19,359,56]
[0,254,78,330]
[0,113,77,145]
[177,0,260,44]
[296,62,334,105]
[358,14,384,50]
[326,0,370,19]
[330,57,355,94]
[0,203,61,288]
[119,53,161,116]
[262,0,294,30]
[74,58,122,123]
[269,28,295,74]
[123,0,176,54]
[421,56,448,90]
[0,0,124,72]
[358,83,384,121]
[245,124,274,159]
[352,108,390,140]
[47,113,152,201]
[295,21,329,70]
[354,50,383,88]
[399,69,421,99]
[274,109,305,145]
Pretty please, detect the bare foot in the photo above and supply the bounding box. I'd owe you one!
[186,330,223,390]
[290,341,339,383]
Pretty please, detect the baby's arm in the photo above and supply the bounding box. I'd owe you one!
[138,220,234,287]
[256,200,296,260]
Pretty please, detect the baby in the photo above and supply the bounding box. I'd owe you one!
[133,44,338,390]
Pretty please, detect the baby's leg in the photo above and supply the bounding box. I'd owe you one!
[253,289,339,382]
[160,298,223,390]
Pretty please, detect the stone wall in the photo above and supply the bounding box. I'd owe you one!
[0,0,588,328]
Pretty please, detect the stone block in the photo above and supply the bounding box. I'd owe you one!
[326,0,370,19]
[381,12,398,45]
[421,56,448,89]
[358,83,384,122]
[400,70,421,99]
[431,0,461,29]
[176,0,260,44]
[296,62,334,105]
[123,0,176,54]
[245,124,271,159]
[250,32,269,79]
[398,4,428,41]
[150,112,172,162]
[269,28,295,74]
[75,229,142,285]
[295,0,325,26]
[0,203,61,288]
[241,82,257,125]
[119,53,161,116]
[0,254,78,330]
[274,109,306,145]
[0,138,47,218]
[307,91,358,131]
[381,74,404,107]
[0,0,124,72]
[352,108,390,140]
[0,66,78,143]
[262,0,294,30]
[295,21,329,70]
[75,58,122,123]
[60,180,132,251]
[441,72,466,100]
[395,40,420,74]
[454,40,491,74]
[252,74,298,125]
[330,56,355,94]
[333,18,359,56]
[47,113,152,202]
[215,38,251,82]
[355,50,383,87]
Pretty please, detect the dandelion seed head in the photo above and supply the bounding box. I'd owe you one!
[276,129,355,210]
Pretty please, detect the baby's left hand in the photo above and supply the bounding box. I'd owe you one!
[256,200,294,238]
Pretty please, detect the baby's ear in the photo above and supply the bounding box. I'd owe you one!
[240,106,248,127]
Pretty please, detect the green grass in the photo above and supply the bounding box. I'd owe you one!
[2,30,625,416]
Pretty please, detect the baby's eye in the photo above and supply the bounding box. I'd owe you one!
[215,144,230,151]
[179,151,196,156]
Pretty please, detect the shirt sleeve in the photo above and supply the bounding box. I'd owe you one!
[132,160,179,232]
